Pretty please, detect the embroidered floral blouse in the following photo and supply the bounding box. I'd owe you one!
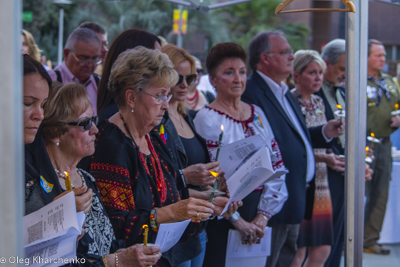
[89,121,205,266]
[193,104,288,218]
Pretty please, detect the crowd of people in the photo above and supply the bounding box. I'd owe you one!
[22,20,400,267]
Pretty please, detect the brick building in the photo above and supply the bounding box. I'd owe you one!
[279,0,400,76]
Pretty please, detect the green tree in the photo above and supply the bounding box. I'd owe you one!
[23,0,76,60]
[280,22,310,52]
[68,0,230,50]
[69,0,171,44]
[215,0,310,51]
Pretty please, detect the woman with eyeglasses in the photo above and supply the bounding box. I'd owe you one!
[88,47,235,267]
[184,56,215,119]
[97,29,162,123]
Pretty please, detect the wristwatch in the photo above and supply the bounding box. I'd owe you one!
[228,211,240,223]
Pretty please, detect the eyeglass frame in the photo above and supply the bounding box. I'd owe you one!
[176,74,197,87]
[71,51,102,66]
[264,49,294,57]
[141,91,172,104]
[67,116,98,131]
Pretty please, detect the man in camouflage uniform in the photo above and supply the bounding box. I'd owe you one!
[364,39,400,255]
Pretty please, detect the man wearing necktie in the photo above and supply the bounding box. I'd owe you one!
[364,39,400,255]
[242,30,344,267]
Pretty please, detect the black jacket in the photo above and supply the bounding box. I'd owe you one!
[242,71,331,224]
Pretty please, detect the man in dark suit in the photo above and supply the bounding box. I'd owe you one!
[318,39,347,267]
[242,30,344,267]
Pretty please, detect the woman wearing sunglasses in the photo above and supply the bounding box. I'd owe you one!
[185,56,215,119]
[158,44,234,267]
[43,83,163,267]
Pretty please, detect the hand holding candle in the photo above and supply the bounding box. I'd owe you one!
[208,170,220,202]
[142,225,149,247]
[335,104,345,123]
[367,133,380,149]
[365,146,372,163]
[391,104,400,116]
[64,171,73,191]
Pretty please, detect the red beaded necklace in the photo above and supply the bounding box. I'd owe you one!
[185,89,200,110]
[120,114,167,203]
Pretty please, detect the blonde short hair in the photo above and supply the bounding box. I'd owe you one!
[108,46,178,109]
[22,29,41,62]
[161,44,196,116]
[293,50,326,75]
[42,83,91,143]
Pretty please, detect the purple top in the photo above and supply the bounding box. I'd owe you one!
[48,62,98,115]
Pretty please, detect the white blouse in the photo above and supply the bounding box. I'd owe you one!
[194,104,288,218]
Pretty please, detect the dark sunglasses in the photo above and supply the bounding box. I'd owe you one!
[67,116,98,131]
[176,74,197,87]
[196,68,204,75]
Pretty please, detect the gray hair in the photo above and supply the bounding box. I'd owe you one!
[108,46,178,108]
[293,50,326,75]
[248,30,285,71]
[79,21,106,35]
[65,28,101,51]
[321,39,345,65]
[368,39,383,56]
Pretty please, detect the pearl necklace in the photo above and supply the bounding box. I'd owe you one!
[55,168,87,189]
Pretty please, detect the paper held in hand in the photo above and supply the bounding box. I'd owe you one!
[225,227,272,266]
[210,135,288,215]
[154,219,191,253]
[24,191,85,267]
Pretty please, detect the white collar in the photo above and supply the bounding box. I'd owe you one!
[256,70,288,97]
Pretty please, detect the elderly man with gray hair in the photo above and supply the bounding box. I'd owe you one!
[243,30,344,267]
[316,39,347,267]
[48,28,101,115]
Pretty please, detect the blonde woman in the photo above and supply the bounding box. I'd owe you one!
[22,29,41,62]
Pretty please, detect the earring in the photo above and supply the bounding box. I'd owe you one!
[56,142,59,146]
[131,107,134,113]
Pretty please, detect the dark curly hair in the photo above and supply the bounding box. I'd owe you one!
[206,42,247,77]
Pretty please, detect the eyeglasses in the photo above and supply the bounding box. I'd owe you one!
[141,91,172,104]
[176,74,197,87]
[266,49,294,57]
[71,52,102,66]
[196,68,204,76]
[67,116,98,131]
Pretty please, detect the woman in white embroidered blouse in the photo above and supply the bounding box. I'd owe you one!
[193,42,288,267]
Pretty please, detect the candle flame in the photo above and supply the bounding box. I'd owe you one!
[142,224,148,230]
[64,171,69,177]
[396,104,399,109]
[366,146,369,152]
[221,125,224,132]
[336,104,342,109]
[371,133,375,137]
[209,170,219,177]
